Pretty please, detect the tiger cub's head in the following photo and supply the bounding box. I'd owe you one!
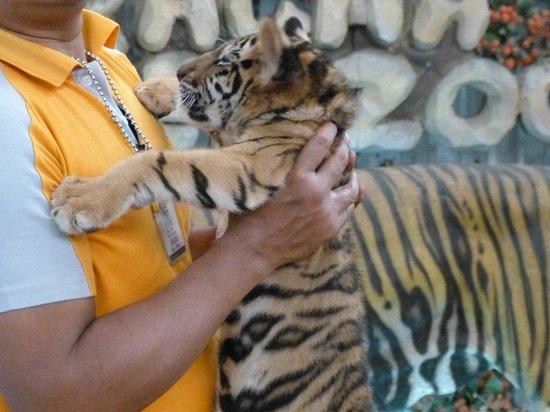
[174,17,358,145]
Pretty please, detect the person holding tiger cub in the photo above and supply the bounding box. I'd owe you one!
[0,1,365,410]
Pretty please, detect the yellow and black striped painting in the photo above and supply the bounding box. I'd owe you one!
[193,164,549,410]
[353,165,548,409]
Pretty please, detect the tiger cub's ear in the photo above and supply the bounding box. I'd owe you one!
[283,17,309,42]
[258,18,302,86]
[258,18,285,84]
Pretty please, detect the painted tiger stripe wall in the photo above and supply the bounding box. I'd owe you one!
[192,164,549,410]
[351,165,548,409]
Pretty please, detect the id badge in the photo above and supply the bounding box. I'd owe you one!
[152,201,187,265]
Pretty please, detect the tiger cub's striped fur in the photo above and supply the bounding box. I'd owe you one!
[51,18,371,411]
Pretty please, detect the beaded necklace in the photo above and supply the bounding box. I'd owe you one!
[71,52,187,265]
[72,50,152,152]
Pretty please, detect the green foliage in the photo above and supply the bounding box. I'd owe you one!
[490,0,534,9]
[476,0,548,70]
[412,370,524,411]
[517,0,535,15]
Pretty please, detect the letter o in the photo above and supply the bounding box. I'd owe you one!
[521,60,550,143]
[424,58,519,147]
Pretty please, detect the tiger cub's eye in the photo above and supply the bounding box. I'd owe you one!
[217,58,231,67]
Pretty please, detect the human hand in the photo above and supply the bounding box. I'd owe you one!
[345,145,366,207]
[221,123,365,277]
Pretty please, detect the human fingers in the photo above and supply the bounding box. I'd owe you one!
[317,139,350,190]
[345,149,356,174]
[332,171,359,213]
[341,133,355,175]
[355,185,366,208]
[293,123,337,173]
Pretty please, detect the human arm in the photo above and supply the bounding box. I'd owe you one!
[0,123,363,410]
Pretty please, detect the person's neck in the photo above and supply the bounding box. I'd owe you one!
[0,2,87,60]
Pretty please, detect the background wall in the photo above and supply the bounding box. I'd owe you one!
[87,0,550,169]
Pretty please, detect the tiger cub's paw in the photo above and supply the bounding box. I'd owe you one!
[135,77,179,119]
[51,176,129,235]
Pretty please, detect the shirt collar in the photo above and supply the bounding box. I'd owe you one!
[0,9,120,88]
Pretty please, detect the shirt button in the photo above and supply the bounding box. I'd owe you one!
[83,75,93,87]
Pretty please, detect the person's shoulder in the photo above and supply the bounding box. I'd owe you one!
[0,64,23,99]
[99,47,141,84]
[0,64,31,129]
[0,66,92,313]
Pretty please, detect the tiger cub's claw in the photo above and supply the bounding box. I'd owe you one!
[51,176,127,235]
[135,77,178,119]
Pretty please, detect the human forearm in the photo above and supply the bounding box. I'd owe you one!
[17,235,271,411]
[71,234,268,410]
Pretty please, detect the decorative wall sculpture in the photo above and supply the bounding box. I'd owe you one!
[413,0,490,50]
[521,60,550,143]
[86,0,549,163]
[334,50,422,150]
[425,58,520,147]
[137,0,219,52]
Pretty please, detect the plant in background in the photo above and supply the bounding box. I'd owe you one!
[412,370,529,411]
[476,0,549,70]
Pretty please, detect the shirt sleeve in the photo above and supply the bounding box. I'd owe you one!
[0,67,94,314]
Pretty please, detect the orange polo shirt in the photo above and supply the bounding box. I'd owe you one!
[0,9,216,411]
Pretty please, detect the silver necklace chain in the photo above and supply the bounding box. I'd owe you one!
[72,50,151,152]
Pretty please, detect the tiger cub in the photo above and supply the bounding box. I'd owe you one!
[52,17,371,411]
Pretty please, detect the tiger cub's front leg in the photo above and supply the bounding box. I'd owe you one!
[51,146,291,235]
